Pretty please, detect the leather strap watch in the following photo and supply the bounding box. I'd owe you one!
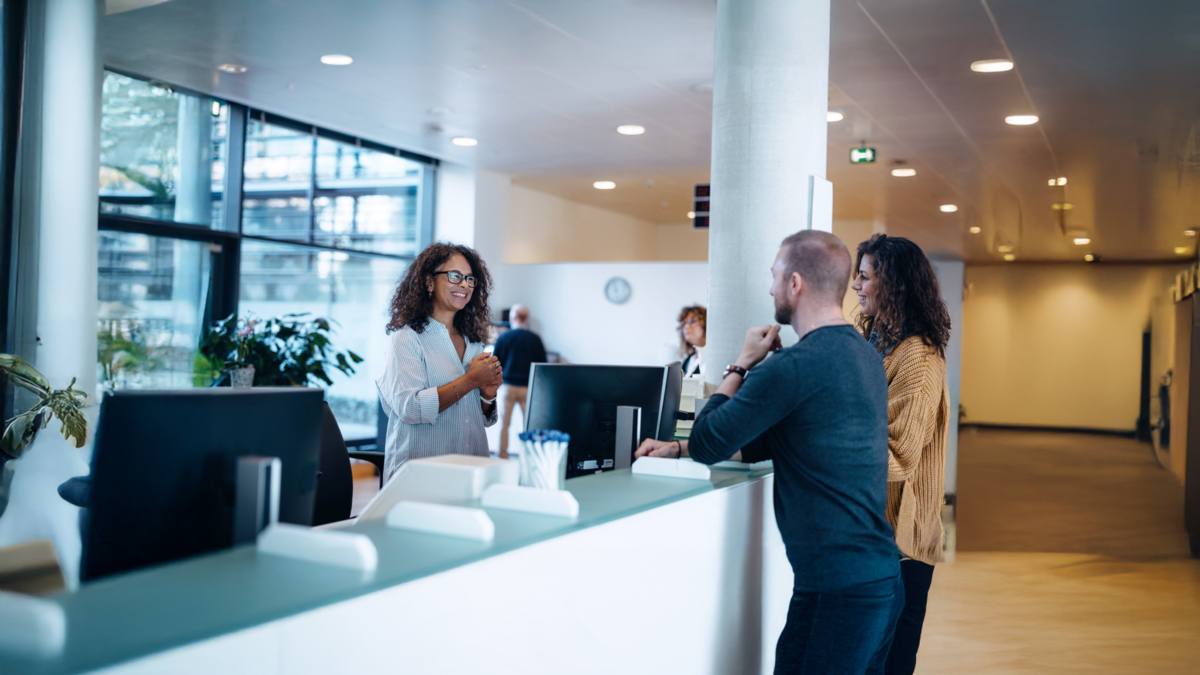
[723,364,749,379]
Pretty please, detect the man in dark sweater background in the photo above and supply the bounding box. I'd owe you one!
[636,230,902,675]
[492,304,547,459]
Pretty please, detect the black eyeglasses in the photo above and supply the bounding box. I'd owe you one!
[434,271,478,288]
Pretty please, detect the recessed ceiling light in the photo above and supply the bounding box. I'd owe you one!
[320,54,353,66]
[217,63,248,74]
[1056,177,1068,186]
[971,59,1014,73]
[687,211,695,219]
[1003,254,1016,261]
[891,168,916,177]
[1084,253,1095,262]
[1185,229,1198,237]
[451,137,478,147]
[1051,203,1074,211]
[1005,115,1039,126]
[1073,237,1090,245]
[211,101,222,116]
[617,125,645,135]
[939,204,958,213]
[997,244,1015,253]
[1175,246,1190,255]
[969,226,982,234]
[593,181,616,190]
[827,111,844,122]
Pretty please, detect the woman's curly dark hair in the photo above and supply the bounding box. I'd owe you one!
[677,305,706,357]
[386,242,493,344]
[854,234,951,357]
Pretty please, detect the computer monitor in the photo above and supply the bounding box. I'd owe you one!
[82,388,326,582]
[525,363,683,479]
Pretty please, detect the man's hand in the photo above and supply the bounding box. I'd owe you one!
[635,438,684,459]
[736,325,782,370]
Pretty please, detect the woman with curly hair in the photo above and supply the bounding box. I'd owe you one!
[376,243,504,481]
[677,305,707,377]
[850,234,951,675]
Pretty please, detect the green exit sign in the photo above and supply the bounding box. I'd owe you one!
[850,147,877,164]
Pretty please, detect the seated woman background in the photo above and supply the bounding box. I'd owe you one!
[376,243,504,482]
[678,305,707,377]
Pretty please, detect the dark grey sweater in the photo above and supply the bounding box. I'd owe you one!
[689,325,900,592]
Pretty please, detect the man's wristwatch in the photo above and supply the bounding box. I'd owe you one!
[723,364,749,379]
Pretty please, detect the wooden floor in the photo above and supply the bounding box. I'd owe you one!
[919,429,1200,674]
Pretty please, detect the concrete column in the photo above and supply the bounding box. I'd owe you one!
[171,97,213,353]
[706,0,831,387]
[36,0,101,396]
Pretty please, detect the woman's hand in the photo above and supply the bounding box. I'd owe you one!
[635,438,684,459]
[466,352,502,389]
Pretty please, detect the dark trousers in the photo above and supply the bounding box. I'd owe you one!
[774,574,905,675]
[884,559,936,675]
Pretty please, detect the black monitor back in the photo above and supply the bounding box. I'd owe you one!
[82,388,325,582]
[525,364,670,478]
[661,361,684,440]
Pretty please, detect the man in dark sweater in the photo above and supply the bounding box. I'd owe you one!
[636,230,902,674]
[492,304,547,458]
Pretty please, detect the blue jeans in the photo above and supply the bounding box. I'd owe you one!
[884,560,935,675]
[774,574,905,675]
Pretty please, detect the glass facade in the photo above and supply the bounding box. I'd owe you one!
[97,72,434,426]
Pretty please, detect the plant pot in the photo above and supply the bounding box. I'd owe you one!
[231,366,255,388]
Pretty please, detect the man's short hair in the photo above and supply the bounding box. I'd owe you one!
[779,230,852,306]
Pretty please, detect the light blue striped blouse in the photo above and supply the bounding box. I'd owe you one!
[376,321,498,482]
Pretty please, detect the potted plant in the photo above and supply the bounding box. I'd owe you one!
[0,355,88,517]
[196,313,363,387]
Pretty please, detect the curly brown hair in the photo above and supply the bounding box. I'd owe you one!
[677,305,706,357]
[854,234,951,357]
[386,243,493,344]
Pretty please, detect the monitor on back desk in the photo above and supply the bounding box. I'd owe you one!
[82,388,325,582]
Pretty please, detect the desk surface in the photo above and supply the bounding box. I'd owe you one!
[2,464,773,675]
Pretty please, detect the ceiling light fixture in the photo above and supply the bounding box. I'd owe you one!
[1056,177,1068,186]
[320,54,354,66]
[594,181,616,190]
[969,226,982,234]
[687,211,695,219]
[997,244,1015,253]
[971,59,1014,73]
[1176,246,1190,255]
[1006,115,1039,126]
[211,101,222,116]
[1084,254,1095,262]
[940,204,958,213]
[1003,254,1016,261]
[451,137,478,147]
[617,125,645,135]
[1186,229,1198,238]
[216,63,248,74]
[1073,237,1090,245]
[1052,203,1074,211]
[827,111,844,122]
[891,168,916,177]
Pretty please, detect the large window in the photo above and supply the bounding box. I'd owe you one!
[97,72,436,431]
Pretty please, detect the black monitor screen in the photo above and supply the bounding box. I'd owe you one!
[83,387,325,581]
[525,364,674,478]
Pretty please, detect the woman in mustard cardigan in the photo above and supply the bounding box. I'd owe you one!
[850,234,951,675]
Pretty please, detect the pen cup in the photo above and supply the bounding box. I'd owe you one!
[518,429,570,491]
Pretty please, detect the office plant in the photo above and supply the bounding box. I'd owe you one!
[197,313,363,387]
[0,354,88,460]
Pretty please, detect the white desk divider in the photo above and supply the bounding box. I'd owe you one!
[713,459,774,471]
[481,484,580,518]
[356,455,519,522]
[0,590,66,658]
[386,501,496,542]
[632,456,713,480]
[257,523,378,573]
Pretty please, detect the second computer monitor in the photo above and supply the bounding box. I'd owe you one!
[525,363,681,478]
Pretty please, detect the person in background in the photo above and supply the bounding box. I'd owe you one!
[492,304,547,459]
[377,243,504,482]
[678,305,707,377]
[636,230,902,675]
[851,233,951,675]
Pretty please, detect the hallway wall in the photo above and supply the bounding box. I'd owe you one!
[961,264,1181,432]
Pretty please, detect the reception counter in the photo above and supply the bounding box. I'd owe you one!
[2,464,793,675]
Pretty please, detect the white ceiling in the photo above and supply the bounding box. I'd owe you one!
[100,0,1200,262]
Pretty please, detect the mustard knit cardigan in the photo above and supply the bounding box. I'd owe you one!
[882,336,949,565]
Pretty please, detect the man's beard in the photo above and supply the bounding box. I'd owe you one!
[774,296,793,325]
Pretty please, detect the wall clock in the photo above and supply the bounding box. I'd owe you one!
[604,277,631,305]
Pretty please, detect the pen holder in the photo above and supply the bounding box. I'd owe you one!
[518,429,570,490]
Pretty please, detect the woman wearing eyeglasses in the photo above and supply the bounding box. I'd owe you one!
[850,234,951,675]
[377,243,504,482]
[678,305,707,377]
